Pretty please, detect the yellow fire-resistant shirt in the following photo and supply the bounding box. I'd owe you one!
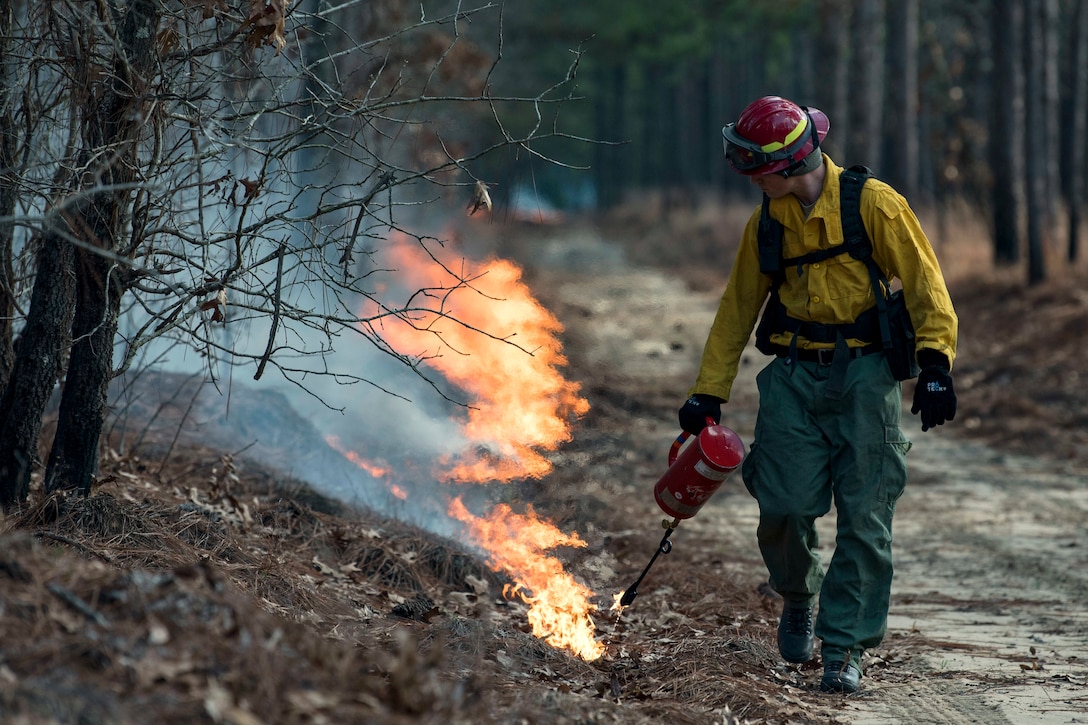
[690,156,958,403]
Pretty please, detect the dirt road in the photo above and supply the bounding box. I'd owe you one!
[510,223,1088,724]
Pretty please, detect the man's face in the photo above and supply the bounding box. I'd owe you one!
[750,171,792,198]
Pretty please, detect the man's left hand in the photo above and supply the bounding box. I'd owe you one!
[911,365,957,432]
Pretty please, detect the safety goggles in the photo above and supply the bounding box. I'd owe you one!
[722,135,794,172]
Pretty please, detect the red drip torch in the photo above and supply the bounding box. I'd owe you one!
[618,417,745,607]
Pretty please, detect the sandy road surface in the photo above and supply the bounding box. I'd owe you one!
[510,224,1088,724]
[845,435,1088,724]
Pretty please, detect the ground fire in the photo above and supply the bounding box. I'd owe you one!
[334,230,602,660]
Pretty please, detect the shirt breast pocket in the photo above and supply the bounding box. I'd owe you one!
[825,255,873,301]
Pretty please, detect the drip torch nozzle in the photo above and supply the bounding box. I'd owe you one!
[618,517,680,607]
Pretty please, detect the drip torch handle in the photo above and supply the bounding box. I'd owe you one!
[668,417,716,466]
[668,432,690,467]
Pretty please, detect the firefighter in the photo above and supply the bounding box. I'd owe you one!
[679,95,958,693]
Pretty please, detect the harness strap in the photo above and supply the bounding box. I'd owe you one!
[754,165,897,368]
[841,165,895,355]
[778,304,881,344]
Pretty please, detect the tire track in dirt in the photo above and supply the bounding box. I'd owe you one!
[851,681,1015,724]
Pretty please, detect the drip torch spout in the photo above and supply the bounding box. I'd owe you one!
[618,517,681,607]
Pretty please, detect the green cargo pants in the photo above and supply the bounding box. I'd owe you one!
[741,353,911,670]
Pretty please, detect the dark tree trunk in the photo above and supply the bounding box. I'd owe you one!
[0,0,17,391]
[1024,0,1048,284]
[849,0,884,168]
[708,46,728,191]
[45,0,159,495]
[1041,0,1060,224]
[0,234,76,507]
[816,0,851,162]
[991,0,1024,265]
[886,0,919,200]
[44,223,125,495]
[642,62,668,190]
[593,62,626,208]
[1067,0,1088,263]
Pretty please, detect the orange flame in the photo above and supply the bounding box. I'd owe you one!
[327,434,413,500]
[337,230,603,661]
[449,497,603,661]
[325,435,390,478]
[365,231,589,483]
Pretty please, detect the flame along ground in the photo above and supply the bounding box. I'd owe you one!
[449,499,604,661]
[336,230,603,661]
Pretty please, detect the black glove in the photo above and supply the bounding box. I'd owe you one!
[911,351,957,432]
[678,394,723,435]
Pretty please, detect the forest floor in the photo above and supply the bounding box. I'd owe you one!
[1,204,1087,724]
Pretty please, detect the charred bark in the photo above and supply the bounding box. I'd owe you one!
[0,232,76,508]
[44,221,126,496]
[44,0,159,496]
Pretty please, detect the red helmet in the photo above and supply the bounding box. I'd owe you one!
[722,96,829,176]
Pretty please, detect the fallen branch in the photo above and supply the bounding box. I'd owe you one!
[46,581,109,626]
[35,530,115,565]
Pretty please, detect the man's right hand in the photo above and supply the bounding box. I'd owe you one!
[678,394,723,434]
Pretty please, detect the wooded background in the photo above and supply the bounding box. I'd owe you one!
[490,0,1086,284]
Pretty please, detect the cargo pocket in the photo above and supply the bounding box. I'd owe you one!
[879,425,911,504]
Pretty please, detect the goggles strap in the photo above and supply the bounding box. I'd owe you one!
[779,114,822,177]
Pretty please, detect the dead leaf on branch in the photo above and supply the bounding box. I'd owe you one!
[200,288,228,323]
[467,180,492,216]
[237,176,263,203]
[243,0,292,54]
[183,0,229,21]
[157,22,180,57]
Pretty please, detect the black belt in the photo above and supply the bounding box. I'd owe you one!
[773,345,881,366]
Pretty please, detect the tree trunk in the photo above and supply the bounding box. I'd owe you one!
[708,46,729,191]
[1024,0,1048,284]
[593,62,626,208]
[991,0,1024,265]
[849,0,884,168]
[886,0,919,200]
[0,0,17,391]
[816,0,851,162]
[1067,0,1088,263]
[0,233,76,507]
[1041,0,1060,224]
[45,0,160,495]
[44,224,125,495]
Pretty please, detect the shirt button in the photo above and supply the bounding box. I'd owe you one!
[813,296,821,303]
[813,263,821,269]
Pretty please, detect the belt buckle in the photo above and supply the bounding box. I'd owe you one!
[816,348,835,366]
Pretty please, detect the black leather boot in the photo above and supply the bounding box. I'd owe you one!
[820,659,861,693]
[777,604,814,663]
